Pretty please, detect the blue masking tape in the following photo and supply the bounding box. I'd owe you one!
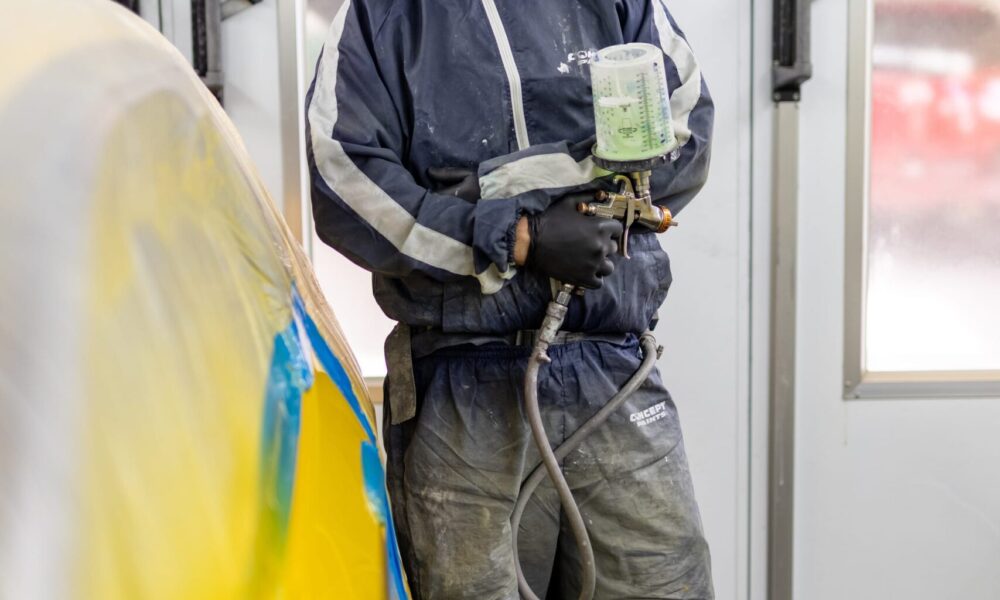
[291,286,376,444]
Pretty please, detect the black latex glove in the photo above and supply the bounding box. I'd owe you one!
[427,167,481,202]
[527,193,623,289]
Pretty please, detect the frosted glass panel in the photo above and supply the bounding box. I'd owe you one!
[866,0,1000,372]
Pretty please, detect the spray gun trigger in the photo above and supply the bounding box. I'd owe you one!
[619,226,631,259]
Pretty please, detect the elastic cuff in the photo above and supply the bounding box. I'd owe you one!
[471,189,549,278]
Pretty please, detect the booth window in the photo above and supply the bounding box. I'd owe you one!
[845,0,1000,397]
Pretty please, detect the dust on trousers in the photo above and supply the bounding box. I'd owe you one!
[383,336,714,600]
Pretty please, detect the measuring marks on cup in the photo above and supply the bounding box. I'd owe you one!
[590,43,677,162]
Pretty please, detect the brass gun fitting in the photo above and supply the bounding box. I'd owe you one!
[586,191,675,233]
[576,170,676,258]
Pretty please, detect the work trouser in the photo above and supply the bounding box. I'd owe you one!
[382,335,714,600]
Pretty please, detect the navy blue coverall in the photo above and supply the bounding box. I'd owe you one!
[306,1,715,597]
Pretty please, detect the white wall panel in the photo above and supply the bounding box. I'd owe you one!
[658,2,753,598]
[794,2,1000,598]
[222,0,284,212]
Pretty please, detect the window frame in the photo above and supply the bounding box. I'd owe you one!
[843,0,1000,400]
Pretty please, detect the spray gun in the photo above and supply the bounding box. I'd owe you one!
[529,153,677,367]
[578,161,676,258]
[579,41,680,255]
[511,43,679,600]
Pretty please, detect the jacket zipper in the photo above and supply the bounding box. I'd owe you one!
[481,0,531,150]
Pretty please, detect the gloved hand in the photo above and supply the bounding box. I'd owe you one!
[427,167,481,202]
[526,193,622,289]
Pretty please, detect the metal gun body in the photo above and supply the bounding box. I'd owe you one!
[577,172,675,258]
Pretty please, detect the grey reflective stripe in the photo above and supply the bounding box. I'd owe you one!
[653,0,702,147]
[308,1,514,293]
[481,0,530,150]
[480,153,609,199]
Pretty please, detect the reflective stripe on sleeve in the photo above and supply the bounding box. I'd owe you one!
[307,1,514,293]
[480,153,609,199]
[652,0,703,147]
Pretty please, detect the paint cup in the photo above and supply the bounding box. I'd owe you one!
[591,43,676,162]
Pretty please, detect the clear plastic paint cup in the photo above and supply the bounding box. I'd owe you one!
[590,43,676,163]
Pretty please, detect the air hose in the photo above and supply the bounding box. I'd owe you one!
[511,284,663,600]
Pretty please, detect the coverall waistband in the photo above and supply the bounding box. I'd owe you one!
[409,328,633,359]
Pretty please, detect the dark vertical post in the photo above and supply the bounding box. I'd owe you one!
[773,0,812,102]
[192,0,224,103]
[110,0,142,14]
